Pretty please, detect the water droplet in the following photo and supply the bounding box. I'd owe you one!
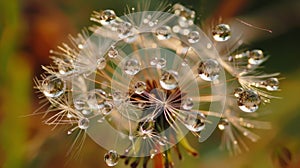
[248,49,264,65]
[172,25,181,33]
[116,22,133,39]
[99,9,116,26]
[234,87,244,98]
[134,81,147,94]
[218,118,229,130]
[102,102,113,115]
[198,59,220,81]
[178,17,194,28]
[108,48,118,58]
[73,97,86,111]
[237,90,261,113]
[264,78,279,91]
[184,112,206,132]
[212,24,231,42]
[173,3,195,22]
[104,150,119,167]
[155,26,171,40]
[87,89,107,110]
[124,58,140,75]
[156,58,166,69]
[182,98,194,110]
[159,70,179,90]
[97,58,106,70]
[78,117,89,129]
[42,75,65,98]
[187,31,200,43]
[150,57,158,66]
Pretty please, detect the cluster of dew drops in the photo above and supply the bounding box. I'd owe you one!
[37,3,281,167]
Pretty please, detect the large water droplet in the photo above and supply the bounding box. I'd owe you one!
[264,78,279,91]
[198,59,220,81]
[212,24,231,42]
[42,75,65,98]
[237,90,261,113]
[124,58,140,75]
[108,48,118,58]
[87,89,107,110]
[187,31,200,43]
[184,112,206,132]
[104,150,119,167]
[155,26,171,40]
[159,70,179,90]
[99,9,116,26]
[78,117,89,129]
[181,98,194,110]
[97,58,106,70]
[248,49,264,65]
[134,81,147,94]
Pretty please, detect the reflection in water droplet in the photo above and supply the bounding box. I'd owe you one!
[212,24,231,42]
[184,112,206,132]
[218,118,229,130]
[237,90,261,113]
[42,75,65,98]
[264,78,279,91]
[102,102,113,115]
[78,117,89,129]
[198,59,220,81]
[159,70,179,90]
[104,150,119,167]
[99,10,116,26]
[187,31,200,43]
[182,98,194,110]
[124,58,140,75]
[234,87,244,98]
[87,89,107,110]
[155,26,171,40]
[134,81,147,94]
[97,58,106,70]
[108,48,118,58]
[248,49,264,65]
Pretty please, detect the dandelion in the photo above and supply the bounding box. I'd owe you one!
[34,2,281,167]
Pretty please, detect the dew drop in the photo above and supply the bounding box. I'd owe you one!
[150,57,158,66]
[42,75,65,98]
[181,98,194,110]
[108,48,118,58]
[102,102,113,115]
[99,9,116,26]
[234,87,244,98]
[248,49,264,65]
[124,58,140,75]
[155,26,171,40]
[156,58,167,69]
[159,70,179,90]
[237,90,261,113]
[212,24,231,42]
[97,58,106,70]
[198,59,220,81]
[264,78,279,91]
[78,117,89,129]
[104,150,119,167]
[87,89,107,110]
[116,22,133,39]
[218,118,229,130]
[134,81,147,94]
[184,112,206,132]
[187,31,200,43]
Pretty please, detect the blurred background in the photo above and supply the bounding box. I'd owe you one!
[0,0,299,167]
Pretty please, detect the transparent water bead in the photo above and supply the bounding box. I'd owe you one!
[116,21,133,39]
[87,89,107,110]
[102,102,113,115]
[156,58,167,69]
[78,117,89,129]
[108,48,118,58]
[124,58,140,75]
[104,150,119,167]
[237,90,261,113]
[155,26,171,40]
[184,112,206,132]
[159,70,179,90]
[187,31,200,43]
[264,78,279,91]
[212,24,231,42]
[198,59,220,81]
[248,49,264,65]
[181,97,194,110]
[99,9,116,26]
[134,81,147,94]
[97,58,106,70]
[42,75,65,98]
[218,118,229,130]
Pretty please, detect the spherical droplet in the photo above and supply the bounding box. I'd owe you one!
[42,75,65,98]
[134,81,147,94]
[97,58,106,70]
[237,90,261,113]
[155,26,171,40]
[150,57,158,66]
[116,22,133,39]
[184,112,206,132]
[187,31,200,43]
[102,102,113,115]
[181,98,194,110]
[124,58,140,75]
[212,24,231,42]
[87,89,107,110]
[159,70,179,90]
[248,49,264,65]
[78,117,89,129]
[218,118,229,130]
[234,87,244,98]
[99,9,116,26]
[108,48,118,58]
[198,59,220,81]
[156,58,167,69]
[265,78,279,91]
[104,150,119,167]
